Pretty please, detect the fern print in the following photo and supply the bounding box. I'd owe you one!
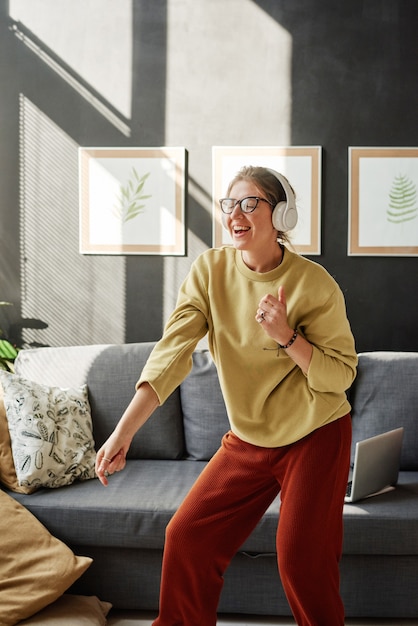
[113,168,152,224]
[387,174,418,223]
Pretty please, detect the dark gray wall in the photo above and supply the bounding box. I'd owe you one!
[273,1,418,352]
[1,0,417,352]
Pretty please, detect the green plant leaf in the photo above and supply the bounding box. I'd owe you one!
[387,174,418,224]
[113,168,152,224]
[0,339,18,360]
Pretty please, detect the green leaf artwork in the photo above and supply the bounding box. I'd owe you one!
[113,168,152,224]
[387,174,418,224]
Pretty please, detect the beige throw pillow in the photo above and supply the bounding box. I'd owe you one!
[16,594,112,626]
[0,490,92,626]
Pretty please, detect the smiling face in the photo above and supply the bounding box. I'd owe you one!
[224,179,279,259]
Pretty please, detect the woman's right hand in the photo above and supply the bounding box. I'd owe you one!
[95,382,160,486]
[95,432,131,486]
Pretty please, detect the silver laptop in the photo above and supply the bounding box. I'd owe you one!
[345,427,404,503]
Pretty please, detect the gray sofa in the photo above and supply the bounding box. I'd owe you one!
[3,343,418,618]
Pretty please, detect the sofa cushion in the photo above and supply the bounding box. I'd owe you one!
[181,350,230,460]
[15,343,185,460]
[85,344,185,459]
[0,372,95,492]
[350,352,418,470]
[8,464,418,558]
[6,460,206,550]
[342,472,418,555]
[0,490,92,626]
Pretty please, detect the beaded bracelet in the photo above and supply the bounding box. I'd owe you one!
[278,330,298,349]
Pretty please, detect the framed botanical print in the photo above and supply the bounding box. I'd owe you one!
[79,147,187,255]
[348,147,418,256]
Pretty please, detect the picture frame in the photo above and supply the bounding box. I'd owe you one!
[212,146,322,255]
[348,147,418,256]
[79,147,187,255]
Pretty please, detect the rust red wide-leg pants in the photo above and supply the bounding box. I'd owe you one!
[152,414,351,626]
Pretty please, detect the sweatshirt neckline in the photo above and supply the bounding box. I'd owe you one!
[235,246,291,281]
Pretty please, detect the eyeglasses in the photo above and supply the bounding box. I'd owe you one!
[219,196,274,214]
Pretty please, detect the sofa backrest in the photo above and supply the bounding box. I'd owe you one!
[350,351,418,470]
[14,344,230,463]
[14,343,185,460]
[15,345,418,470]
[180,350,230,460]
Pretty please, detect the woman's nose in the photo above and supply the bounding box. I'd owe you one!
[230,202,243,218]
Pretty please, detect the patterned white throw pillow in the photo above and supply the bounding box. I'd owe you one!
[0,371,96,491]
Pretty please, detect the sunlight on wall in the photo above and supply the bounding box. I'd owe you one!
[19,95,126,347]
[10,0,132,128]
[165,0,292,147]
[162,0,293,322]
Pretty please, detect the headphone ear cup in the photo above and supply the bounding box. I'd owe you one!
[272,201,287,232]
[268,168,298,232]
[271,201,298,232]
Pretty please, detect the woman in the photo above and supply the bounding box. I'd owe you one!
[96,166,357,626]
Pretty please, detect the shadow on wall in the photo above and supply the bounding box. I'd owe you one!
[6,1,169,347]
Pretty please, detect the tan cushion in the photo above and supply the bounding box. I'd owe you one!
[0,383,34,493]
[0,490,92,626]
[16,594,112,626]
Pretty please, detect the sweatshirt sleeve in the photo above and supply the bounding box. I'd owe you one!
[304,285,357,394]
[136,259,209,403]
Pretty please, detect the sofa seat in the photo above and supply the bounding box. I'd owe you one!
[8,460,206,550]
[9,462,418,557]
[342,472,418,554]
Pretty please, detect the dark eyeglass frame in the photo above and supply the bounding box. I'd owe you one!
[219,196,274,214]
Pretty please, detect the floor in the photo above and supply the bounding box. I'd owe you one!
[107,610,418,626]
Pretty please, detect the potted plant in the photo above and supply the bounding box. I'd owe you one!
[0,302,19,372]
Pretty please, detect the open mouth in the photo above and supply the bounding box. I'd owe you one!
[233,226,250,234]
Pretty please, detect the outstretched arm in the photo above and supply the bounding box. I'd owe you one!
[95,382,159,486]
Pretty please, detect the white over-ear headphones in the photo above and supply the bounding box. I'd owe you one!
[267,168,298,232]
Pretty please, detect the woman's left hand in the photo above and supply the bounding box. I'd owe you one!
[256,285,294,347]
[256,285,313,374]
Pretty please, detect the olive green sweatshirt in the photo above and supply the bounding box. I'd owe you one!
[138,246,357,448]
